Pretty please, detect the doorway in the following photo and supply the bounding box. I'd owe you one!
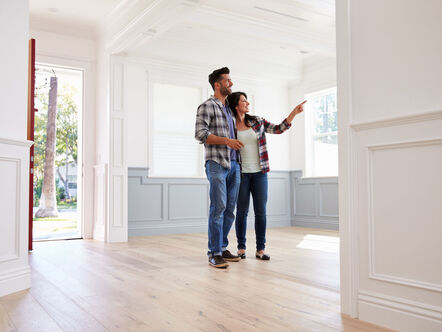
[32,64,83,241]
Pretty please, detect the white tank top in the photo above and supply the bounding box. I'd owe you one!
[237,128,261,173]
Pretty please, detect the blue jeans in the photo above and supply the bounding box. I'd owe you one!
[205,160,240,257]
[235,172,268,251]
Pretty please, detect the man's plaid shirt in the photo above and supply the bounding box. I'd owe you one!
[248,117,291,173]
[195,96,240,169]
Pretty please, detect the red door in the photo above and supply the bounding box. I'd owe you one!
[27,38,36,251]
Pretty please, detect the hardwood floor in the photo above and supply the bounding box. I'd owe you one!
[0,227,394,331]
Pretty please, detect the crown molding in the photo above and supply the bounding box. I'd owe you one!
[350,109,442,131]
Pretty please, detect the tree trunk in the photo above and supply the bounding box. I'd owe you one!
[35,76,58,218]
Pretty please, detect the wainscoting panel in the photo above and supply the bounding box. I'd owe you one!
[128,178,163,222]
[93,164,107,241]
[168,183,208,221]
[291,171,339,230]
[0,158,19,262]
[128,169,296,236]
[0,138,32,297]
[266,175,289,217]
[320,183,339,218]
[368,139,442,291]
[352,114,442,330]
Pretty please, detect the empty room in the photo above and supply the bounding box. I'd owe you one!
[0,0,441,331]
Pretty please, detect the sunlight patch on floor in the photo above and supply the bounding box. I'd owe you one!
[296,234,339,253]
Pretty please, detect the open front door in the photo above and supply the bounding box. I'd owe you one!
[27,38,36,251]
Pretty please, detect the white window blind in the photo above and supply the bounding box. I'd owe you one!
[151,83,203,177]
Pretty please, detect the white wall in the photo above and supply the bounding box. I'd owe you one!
[337,0,442,330]
[289,58,337,174]
[29,29,97,239]
[0,0,29,140]
[0,0,32,297]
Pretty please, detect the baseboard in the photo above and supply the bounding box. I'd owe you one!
[292,217,339,230]
[128,218,292,237]
[358,290,442,332]
[0,266,31,298]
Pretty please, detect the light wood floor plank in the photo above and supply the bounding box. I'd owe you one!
[0,290,63,332]
[0,302,17,332]
[0,227,395,331]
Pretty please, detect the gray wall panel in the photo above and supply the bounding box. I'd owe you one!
[168,183,209,220]
[319,183,339,217]
[291,171,339,230]
[128,177,163,221]
[128,169,339,236]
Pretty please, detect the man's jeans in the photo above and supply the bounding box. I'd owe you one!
[205,160,240,257]
[235,171,268,251]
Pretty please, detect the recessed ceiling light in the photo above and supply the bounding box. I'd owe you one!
[48,7,59,13]
[299,50,309,54]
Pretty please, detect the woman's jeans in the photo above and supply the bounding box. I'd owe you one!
[235,172,268,251]
[205,160,241,257]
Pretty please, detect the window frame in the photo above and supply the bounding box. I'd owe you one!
[149,80,209,178]
[304,86,338,177]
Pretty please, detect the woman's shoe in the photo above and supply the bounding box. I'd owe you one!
[237,250,246,259]
[255,251,270,260]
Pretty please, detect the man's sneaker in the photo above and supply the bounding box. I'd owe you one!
[209,255,229,268]
[222,250,241,262]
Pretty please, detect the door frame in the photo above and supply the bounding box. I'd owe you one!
[31,54,95,241]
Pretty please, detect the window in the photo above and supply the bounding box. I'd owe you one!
[151,83,204,177]
[305,87,338,177]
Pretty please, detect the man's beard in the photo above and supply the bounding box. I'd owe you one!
[220,86,232,96]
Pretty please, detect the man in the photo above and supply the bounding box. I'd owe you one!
[195,67,243,268]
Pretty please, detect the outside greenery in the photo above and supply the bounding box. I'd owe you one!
[33,65,81,240]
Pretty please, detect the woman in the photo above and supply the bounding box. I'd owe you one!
[227,92,306,260]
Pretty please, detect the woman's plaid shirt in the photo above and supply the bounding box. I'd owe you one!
[248,117,292,173]
[195,96,239,169]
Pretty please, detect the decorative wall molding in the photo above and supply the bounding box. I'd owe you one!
[128,169,299,236]
[367,138,442,292]
[0,157,20,263]
[128,169,337,236]
[351,109,442,131]
[0,138,33,148]
[0,138,32,297]
[108,57,128,242]
[358,290,442,328]
[93,164,107,241]
[291,171,339,230]
[0,266,31,298]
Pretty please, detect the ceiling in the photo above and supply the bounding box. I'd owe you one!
[29,0,336,82]
[29,0,121,37]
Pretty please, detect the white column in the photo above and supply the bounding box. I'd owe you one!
[107,56,128,242]
[337,0,442,330]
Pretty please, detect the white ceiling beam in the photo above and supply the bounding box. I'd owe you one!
[104,0,207,55]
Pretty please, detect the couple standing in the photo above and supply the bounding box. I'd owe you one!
[195,67,306,268]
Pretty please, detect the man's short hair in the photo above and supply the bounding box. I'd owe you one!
[208,67,230,91]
